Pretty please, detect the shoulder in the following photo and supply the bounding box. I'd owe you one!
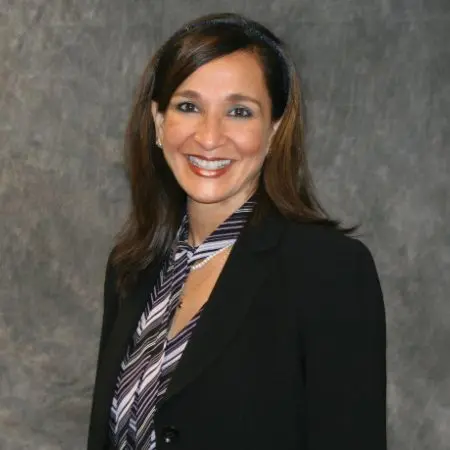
[104,248,118,291]
[279,221,386,355]
[279,219,380,291]
[282,220,373,264]
[103,247,120,313]
[277,219,384,319]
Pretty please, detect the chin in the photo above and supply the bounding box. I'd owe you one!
[177,169,259,209]
[185,189,231,206]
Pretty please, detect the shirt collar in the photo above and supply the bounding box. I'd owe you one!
[176,196,257,255]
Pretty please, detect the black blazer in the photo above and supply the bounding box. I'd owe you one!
[88,213,386,450]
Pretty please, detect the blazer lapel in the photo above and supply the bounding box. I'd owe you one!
[161,212,287,405]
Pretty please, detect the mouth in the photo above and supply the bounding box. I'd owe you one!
[186,155,233,178]
[187,155,232,170]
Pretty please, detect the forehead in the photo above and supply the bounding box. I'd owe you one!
[174,51,269,100]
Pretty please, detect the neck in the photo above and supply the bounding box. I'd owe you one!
[186,194,253,247]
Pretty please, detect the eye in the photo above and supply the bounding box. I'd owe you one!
[176,102,198,113]
[229,106,253,118]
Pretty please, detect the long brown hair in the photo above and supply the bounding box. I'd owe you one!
[113,12,350,296]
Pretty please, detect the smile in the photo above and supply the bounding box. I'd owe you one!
[188,156,232,170]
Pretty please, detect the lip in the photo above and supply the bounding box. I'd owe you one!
[186,154,234,161]
[186,154,233,178]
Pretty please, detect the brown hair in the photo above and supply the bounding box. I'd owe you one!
[113,12,351,296]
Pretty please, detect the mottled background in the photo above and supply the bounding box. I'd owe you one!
[1,0,449,449]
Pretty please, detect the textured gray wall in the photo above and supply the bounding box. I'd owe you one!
[1,1,449,449]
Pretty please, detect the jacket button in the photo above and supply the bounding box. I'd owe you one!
[162,426,179,444]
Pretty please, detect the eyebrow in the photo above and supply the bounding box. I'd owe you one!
[173,89,263,110]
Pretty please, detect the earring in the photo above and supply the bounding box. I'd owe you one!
[156,138,162,148]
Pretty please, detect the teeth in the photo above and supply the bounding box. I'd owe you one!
[188,156,232,170]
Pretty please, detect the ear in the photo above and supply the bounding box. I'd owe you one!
[267,119,281,154]
[151,101,165,143]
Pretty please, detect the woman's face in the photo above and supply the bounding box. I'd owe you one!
[152,50,279,212]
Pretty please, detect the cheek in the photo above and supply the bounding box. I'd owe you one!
[233,127,268,158]
[227,120,267,152]
[162,116,191,149]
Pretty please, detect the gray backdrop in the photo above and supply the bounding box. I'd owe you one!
[1,0,449,449]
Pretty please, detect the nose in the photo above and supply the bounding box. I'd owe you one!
[194,113,226,150]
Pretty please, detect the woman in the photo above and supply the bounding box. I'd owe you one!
[88,12,386,450]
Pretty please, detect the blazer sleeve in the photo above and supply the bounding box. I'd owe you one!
[303,240,387,450]
[97,250,120,363]
[87,251,119,448]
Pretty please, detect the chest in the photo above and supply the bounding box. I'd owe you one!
[168,247,231,340]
